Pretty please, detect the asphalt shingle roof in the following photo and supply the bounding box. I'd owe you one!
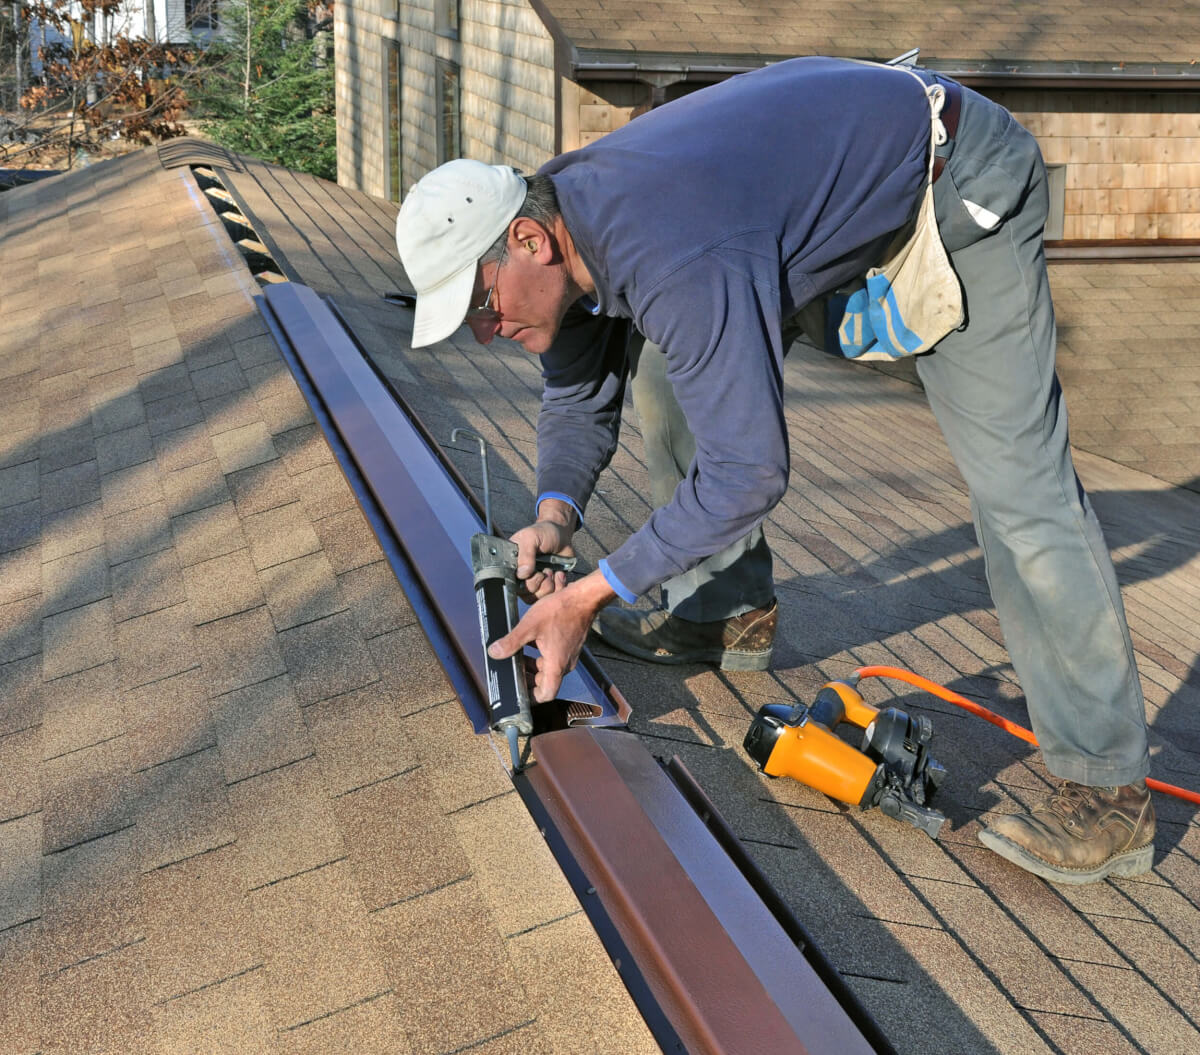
[371,195,1200,1050]
[2,142,1198,1052]
[1054,261,1200,491]
[0,150,655,1054]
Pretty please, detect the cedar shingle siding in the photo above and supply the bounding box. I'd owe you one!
[335,0,557,200]
[996,89,1200,240]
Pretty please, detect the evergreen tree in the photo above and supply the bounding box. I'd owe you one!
[196,0,334,180]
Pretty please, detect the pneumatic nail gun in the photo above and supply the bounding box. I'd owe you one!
[744,680,948,838]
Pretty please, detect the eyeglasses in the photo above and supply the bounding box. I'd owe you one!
[465,243,507,322]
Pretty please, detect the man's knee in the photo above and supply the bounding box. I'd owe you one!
[628,335,696,479]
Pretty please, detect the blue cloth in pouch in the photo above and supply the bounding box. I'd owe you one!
[831,274,927,360]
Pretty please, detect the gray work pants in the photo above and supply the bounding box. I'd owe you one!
[627,332,776,622]
[917,84,1149,785]
[625,83,1149,785]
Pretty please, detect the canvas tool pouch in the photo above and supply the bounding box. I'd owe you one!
[829,77,964,361]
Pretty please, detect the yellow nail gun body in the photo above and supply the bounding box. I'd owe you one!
[744,681,947,838]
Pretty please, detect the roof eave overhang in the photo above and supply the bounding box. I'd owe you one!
[939,61,1200,92]
[570,49,1200,91]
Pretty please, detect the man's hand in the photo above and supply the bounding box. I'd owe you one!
[511,497,578,600]
[488,570,616,702]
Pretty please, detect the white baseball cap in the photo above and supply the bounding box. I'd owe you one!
[395,160,528,348]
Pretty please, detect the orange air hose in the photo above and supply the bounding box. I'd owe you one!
[853,665,1200,807]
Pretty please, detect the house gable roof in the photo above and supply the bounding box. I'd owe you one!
[532,0,1200,78]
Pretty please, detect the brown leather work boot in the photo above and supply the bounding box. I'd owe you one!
[591,601,777,672]
[978,779,1155,885]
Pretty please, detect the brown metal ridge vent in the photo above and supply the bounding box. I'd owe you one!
[258,280,627,731]
[523,727,880,1055]
[257,279,889,1053]
[664,758,898,1055]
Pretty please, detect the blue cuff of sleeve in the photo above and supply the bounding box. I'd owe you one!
[536,491,584,527]
[598,558,638,604]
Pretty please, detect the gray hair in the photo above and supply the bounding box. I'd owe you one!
[479,174,560,265]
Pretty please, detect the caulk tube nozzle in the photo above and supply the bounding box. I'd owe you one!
[505,724,522,771]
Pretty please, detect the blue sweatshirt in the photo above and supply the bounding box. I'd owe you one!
[535,57,931,600]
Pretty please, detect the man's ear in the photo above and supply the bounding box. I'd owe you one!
[510,217,555,263]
